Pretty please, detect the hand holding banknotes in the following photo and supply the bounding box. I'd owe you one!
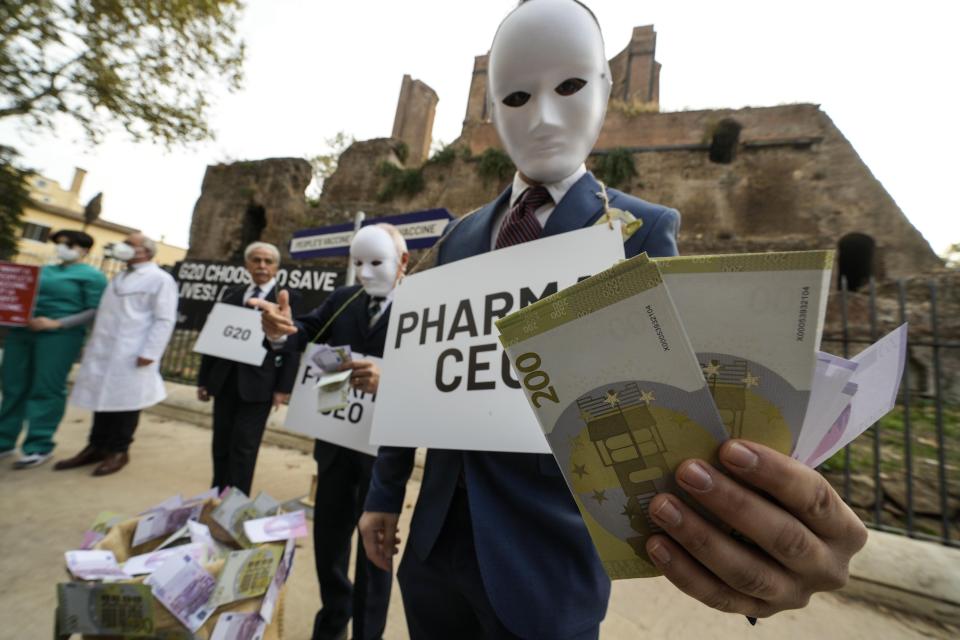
[645,440,868,619]
[249,290,297,340]
[340,359,381,394]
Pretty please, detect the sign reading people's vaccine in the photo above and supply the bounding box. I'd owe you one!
[284,345,380,456]
[370,225,626,453]
[289,209,454,259]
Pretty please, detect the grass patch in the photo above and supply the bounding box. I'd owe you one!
[476,148,514,183]
[377,162,425,202]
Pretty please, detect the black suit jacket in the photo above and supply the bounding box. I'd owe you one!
[285,284,389,469]
[198,285,303,403]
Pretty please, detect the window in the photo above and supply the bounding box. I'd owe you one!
[21,222,51,242]
[709,119,742,164]
[837,232,875,291]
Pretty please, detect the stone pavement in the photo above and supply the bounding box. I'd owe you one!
[0,406,955,640]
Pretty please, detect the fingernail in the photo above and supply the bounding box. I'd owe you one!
[651,497,682,527]
[648,542,671,566]
[680,461,713,492]
[724,441,759,470]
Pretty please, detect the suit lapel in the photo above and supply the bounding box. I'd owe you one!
[224,285,247,307]
[542,172,606,237]
[461,186,513,260]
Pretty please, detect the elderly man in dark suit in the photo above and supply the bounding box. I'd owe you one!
[197,241,301,495]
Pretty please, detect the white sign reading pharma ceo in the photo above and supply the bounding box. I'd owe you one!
[371,224,625,454]
[285,345,380,456]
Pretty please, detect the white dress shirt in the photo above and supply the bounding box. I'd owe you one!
[244,278,276,304]
[489,164,587,250]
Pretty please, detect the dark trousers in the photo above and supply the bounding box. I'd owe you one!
[210,370,272,495]
[313,450,391,640]
[398,488,599,640]
[89,410,141,453]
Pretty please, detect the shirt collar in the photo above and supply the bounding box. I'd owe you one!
[509,164,587,208]
[367,287,396,307]
[249,278,276,296]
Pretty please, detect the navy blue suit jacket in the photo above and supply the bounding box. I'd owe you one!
[365,172,680,638]
[286,284,391,469]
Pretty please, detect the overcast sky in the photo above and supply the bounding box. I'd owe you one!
[3,0,958,256]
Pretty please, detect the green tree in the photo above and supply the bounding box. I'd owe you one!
[0,146,32,260]
[306,131,355,200]
[0,0,246,145]
[0,1,245,257]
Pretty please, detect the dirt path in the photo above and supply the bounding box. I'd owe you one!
[0,406,954,639]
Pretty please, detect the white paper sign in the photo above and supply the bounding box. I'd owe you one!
[285,346,380,456]
[371,224,627,453]
[193,302,268,366]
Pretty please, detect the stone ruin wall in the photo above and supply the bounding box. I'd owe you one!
[187,158,313,262]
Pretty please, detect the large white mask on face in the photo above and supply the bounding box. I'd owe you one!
[351,226,402,297]
[488,0,612,184]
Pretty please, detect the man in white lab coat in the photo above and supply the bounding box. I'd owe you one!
[55,233,178,476]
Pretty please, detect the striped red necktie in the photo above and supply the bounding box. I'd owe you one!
[494,185,553,249]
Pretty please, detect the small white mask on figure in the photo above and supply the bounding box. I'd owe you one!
[488,0,612,184]
[351,225,404,297]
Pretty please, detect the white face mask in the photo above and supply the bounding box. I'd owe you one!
[111,242,137,262]
[488,0,612,184]
[350,226,403,297]
[56,244,81,263]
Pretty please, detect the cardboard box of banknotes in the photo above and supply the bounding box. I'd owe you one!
[497,250,906,580]
[57,487,309,639]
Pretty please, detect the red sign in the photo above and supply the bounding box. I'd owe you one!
[0,261,40,327]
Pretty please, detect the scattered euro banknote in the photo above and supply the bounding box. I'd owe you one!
[65,550,128,581]
[57,582,155,638]
[210,612,266,640]
[132,504,203,548]
[243,510,308,543]
[144,553,216,632]
[259,538,296,625]
[209,544,283,608]
[79,511,124,550]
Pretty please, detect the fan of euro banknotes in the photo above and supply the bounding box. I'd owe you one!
[58,487,308,639]
[497,250,906,581]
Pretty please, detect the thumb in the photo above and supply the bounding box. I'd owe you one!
[278,289,290,316]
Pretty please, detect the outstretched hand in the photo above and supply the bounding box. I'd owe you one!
[249,289,297,340]
[645,440,867,619]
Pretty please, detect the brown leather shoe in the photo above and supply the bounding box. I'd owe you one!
[92,451,129,476]
[53,445,107,471]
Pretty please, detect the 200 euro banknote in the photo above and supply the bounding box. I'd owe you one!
[653,251,833,451]
[497,255,727,579]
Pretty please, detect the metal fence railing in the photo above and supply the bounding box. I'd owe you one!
[820,276,958,547]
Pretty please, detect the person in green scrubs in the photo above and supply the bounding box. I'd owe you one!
[0,230,107,468]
